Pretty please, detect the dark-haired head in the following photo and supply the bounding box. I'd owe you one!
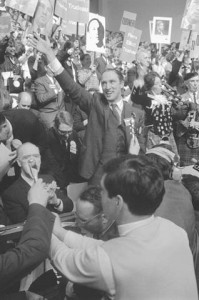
[80,186,103,215]
[102,155,165,216]
[102,68,124,83]
[144,71,160,91]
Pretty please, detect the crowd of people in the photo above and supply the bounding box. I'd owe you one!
[2,5,199,300]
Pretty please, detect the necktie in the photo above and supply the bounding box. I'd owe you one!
[111,104,121,124]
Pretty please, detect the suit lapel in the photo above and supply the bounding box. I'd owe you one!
[123,102,133,146]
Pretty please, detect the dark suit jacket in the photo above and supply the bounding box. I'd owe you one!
[0,203,55,293]
[34,74,65,111]
[2,175,73,224]
[95,55,107,80]
[3,109,47,154]
[0,109,49,193]
[47,128,82,188]
[56,69,145,179]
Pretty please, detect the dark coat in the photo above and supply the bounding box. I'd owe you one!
[2,175,73,224]
[0,109,49,193]
[47,128,82,188]
[0,204,55,293]
[56,69,145,179]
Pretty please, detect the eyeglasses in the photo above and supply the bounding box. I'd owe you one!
[74,211,102,225]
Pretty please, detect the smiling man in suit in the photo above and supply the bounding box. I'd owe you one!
[29,35,145,185]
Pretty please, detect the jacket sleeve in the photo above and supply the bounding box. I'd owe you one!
[2,191,27,224]
[0,204,55,292]
[56,69,94,116]
[34,80,57,106]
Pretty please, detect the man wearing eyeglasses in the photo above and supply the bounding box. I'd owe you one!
[75,185,118,240]
[49,155,197,300]
[47,111,83,189]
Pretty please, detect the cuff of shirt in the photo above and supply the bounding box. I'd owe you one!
[48,58,64,76]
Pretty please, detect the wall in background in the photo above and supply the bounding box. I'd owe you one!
[97,0,187,42]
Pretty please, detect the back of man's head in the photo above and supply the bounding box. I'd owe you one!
[79,185,102,215]
[103,155,165,216]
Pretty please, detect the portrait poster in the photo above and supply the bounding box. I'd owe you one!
[0,12,11,39]
[55,0,68,21]
[181,0,199,32]
[120,27,142,63]
[152,17,172,44]
[32,0,54,36]
[67,0,89,24]
[86,13,106,54]
[120,10,137,33]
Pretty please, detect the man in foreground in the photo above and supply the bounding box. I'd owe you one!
[50,155,198,299]
[0,179,55,296]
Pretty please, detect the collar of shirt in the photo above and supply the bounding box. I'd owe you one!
[118,215,155,236]
[109,98,124,113]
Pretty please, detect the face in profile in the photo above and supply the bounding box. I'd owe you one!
[88,19,100,44]
[87,18,104,48]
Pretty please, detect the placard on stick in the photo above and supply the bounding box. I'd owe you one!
[120,11,137,33]
[120,27,142,63]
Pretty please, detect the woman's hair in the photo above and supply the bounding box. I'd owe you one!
[144,71,160,91]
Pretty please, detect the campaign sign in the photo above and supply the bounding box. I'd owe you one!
[0,13,11,39]
[120,27,142,63]
[55,0,68,20]
[120,11,137,33]
[86,13,106,54]
[67,0,89,24]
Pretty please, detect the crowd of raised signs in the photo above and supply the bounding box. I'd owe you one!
[2,2,199,300]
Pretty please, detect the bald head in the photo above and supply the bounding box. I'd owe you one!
[18,92,32,109]
[17,143,41,178]
[17,142,40,160]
